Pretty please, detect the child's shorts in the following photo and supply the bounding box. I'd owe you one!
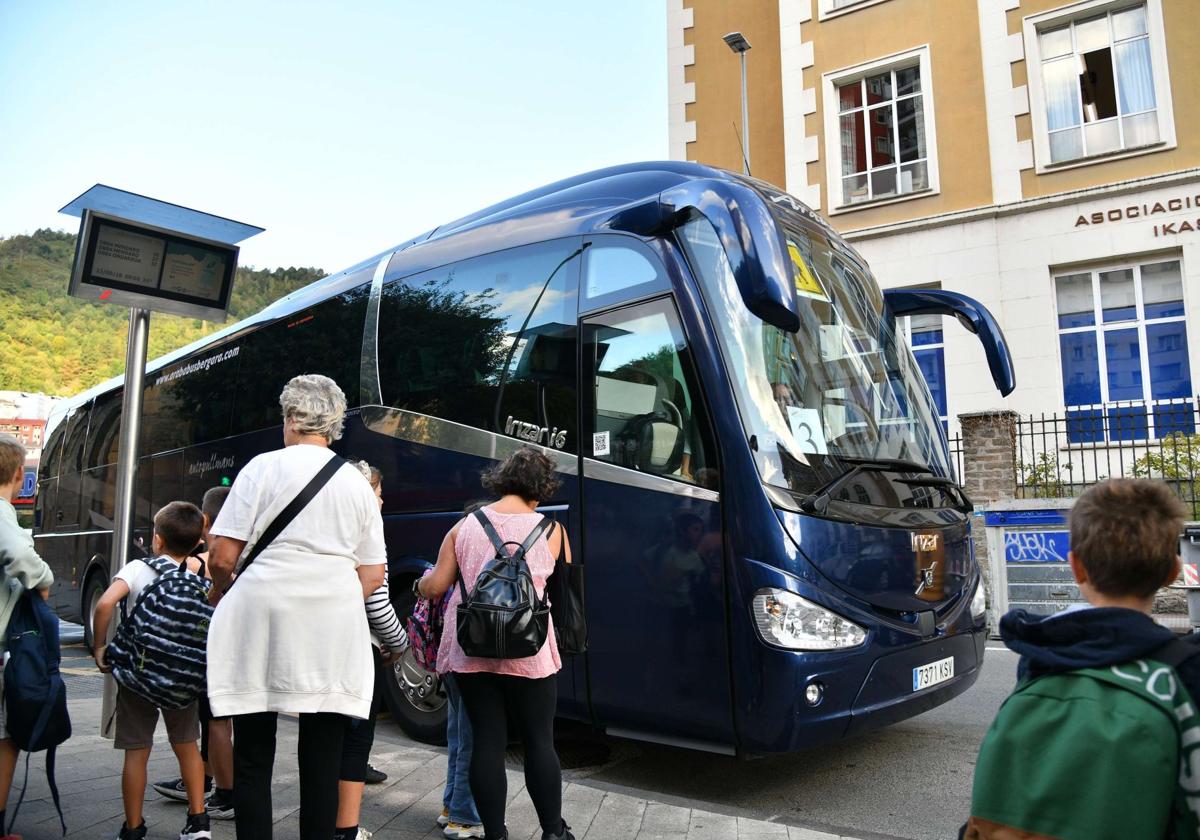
[114,684,200,750]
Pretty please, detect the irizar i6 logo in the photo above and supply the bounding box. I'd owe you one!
[505,416,568,450]
[911,532,940,552]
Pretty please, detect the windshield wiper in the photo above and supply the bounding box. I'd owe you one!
[895,475,975,513]
[800,456,956,515]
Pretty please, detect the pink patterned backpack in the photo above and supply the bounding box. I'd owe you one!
[406,568,449,671]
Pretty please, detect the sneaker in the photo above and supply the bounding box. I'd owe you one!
[153,776,212,802]
[444,824,484,839]
[204,789,235,821]
[364,764,387,784]
[437,808,451,827]
[116,823,147,840]
[0,833,21,840]
[541,820,575,840]
[180,811,212,840]
[356,829,373,840]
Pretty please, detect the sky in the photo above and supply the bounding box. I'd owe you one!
[0,1,668,272]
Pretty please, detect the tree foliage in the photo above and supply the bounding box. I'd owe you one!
[0,228,323,396]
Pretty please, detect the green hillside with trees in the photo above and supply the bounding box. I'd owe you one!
[0,228,324,396]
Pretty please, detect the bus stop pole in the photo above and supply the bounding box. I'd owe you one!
[100,306,150,737]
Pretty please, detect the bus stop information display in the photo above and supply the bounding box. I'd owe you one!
[69,211,238,322]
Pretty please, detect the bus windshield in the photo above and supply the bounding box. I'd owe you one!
[678,213,951,498]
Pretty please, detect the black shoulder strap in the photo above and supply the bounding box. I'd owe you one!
[516,518,550,561]
[232,454,346,585]
[473,509,508,557]
[1152,635,1200,669]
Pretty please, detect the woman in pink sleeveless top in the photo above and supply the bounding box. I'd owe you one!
[417,447,574,840]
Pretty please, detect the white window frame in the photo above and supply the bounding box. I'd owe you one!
[1024,0,1176,174]
[1052,255,1193,441]
[818,0,895,21]
[821,46,940,215]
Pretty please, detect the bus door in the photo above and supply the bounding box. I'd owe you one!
[579,295,732,747]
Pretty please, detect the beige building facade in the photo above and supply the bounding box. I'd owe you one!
[670,0,1200,446]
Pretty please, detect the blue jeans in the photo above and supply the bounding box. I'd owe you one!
[442,674,480,825]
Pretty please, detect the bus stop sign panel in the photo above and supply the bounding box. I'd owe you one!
[60,185,264,323]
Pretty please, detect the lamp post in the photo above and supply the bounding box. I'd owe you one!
[722,31,752,175]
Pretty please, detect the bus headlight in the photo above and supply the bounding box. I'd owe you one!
[751,589,866,650]
[970,578,987,620]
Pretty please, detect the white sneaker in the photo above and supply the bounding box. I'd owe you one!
[437,807,451,827]
[356,829,373,840]
[443,822,484,839]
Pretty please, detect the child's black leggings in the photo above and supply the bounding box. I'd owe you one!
[454,672,562,838]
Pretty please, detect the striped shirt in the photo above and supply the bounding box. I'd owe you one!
[365,574,408,652]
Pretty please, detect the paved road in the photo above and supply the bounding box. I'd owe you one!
[57,634,1016,840]
[574,645,1017,840]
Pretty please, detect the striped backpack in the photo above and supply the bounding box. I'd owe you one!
[106,556,213,710]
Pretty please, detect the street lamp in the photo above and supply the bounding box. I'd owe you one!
[723,30,752,175]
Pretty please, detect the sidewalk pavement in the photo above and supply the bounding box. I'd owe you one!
[5,695,878,840]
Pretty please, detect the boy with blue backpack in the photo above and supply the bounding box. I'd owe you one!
[0,435,55,840]
[963,478,1200,840]
[93,501,213,840]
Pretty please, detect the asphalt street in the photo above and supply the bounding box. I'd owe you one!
[573,645,1018,840]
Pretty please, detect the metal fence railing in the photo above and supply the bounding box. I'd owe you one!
[948,433,964,483]
[1014,399,1200,517]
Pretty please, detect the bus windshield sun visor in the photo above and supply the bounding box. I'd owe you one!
[883,288,1016,397]
[606,179,801,333]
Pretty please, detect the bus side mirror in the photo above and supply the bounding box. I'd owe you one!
[884,288,1016,397]
[606,179,801,333]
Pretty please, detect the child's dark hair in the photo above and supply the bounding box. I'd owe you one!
[481,447,560,504]
[154,501,205,557]
[1069,478,1185,598]
[201,486,230,524]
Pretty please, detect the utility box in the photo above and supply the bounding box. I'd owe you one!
[1175,524,1200,628]
[982,499,1077,635]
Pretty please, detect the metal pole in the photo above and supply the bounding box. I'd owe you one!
[740,50,750,175]
[100,306,149,738]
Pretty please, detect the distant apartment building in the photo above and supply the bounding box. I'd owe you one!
[668,0,1200,443]
[2,418,46,453]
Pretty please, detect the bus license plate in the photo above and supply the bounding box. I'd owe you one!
[912,656,954,692]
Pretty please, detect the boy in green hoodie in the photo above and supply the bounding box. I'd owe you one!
[963,478,1198,840]
[0,435,54,840]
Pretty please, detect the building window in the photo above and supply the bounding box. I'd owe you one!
[1054,258,1191,443]
[906,315,948,436]
[818,0,895,19]
[823,47,939,212]
[1025,1,1175,170]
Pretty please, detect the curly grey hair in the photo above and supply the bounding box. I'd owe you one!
[279,374,346,442]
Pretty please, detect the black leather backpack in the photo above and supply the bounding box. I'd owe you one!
[456,510,551,659]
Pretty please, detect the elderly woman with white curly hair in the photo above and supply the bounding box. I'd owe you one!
[206,374,387,840]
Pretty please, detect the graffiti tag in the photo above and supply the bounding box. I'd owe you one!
[1004,530,1070,564]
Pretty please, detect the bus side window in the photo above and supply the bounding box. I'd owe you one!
[84,389,123,469]
[378,239,583,442]
[584,297,716,488]
[581,237,669,311]
[231,281,371,436]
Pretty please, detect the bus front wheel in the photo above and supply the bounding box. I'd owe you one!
[381,582,448,746]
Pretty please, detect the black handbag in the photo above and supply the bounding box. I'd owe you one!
[455,511,551,659]
[546,522,587,655]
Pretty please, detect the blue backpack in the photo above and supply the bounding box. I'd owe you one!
[105,556,213,710]
[4,589,70,835]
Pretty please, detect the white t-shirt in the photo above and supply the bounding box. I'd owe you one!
[205,444,386,719]
[115,558,161,605]
[116,556,202,605]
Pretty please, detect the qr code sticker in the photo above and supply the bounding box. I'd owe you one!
[592,431,610,456]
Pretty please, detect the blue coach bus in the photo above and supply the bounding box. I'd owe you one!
[34,162,1014,754]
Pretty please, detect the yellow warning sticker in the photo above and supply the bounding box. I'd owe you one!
[787,240,828,301]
